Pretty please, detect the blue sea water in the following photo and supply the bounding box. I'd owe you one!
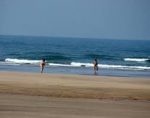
[0,35,150,77]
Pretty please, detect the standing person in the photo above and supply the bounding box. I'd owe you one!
[93,58,98,75]
[40,58,46,73]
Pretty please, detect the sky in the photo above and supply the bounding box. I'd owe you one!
[0,0,150,40]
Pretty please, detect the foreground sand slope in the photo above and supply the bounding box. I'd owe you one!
[0,71,150,100]
[0,94,150,118]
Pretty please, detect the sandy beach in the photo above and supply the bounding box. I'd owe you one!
[0,71,150,100]
[0,71,150,118]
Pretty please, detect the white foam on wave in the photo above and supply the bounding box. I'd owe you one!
[124,58,149,62]
[2,59,150,71]
[5,58,40,64]
[48,62,150,70]
[48,62,93,67]
[99,64,150,70]
[71,62,93,67]
[48,63,71,67]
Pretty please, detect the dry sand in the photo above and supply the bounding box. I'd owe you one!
[0,71,150,118]
[0,71,150,100]
[0,94,150,118]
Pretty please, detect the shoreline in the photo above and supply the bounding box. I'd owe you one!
[1,64,150,78]
[0,71,150,101]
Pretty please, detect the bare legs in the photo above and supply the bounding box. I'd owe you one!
[40,66,45,73]
[94,66,98,75]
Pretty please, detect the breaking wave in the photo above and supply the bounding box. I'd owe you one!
[5,58,40,64]
[2,58,150,71]
[124,58,149,62]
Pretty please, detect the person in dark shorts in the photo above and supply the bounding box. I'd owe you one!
[93,58,98,74]
[40,58,46,73]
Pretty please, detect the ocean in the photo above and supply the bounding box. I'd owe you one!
[0,35,150,77]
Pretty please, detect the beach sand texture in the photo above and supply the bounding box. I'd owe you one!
[0,94,150,118]
[0,72,150,100]
[0,72,150,118]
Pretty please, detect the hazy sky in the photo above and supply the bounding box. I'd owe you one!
[0,0,150,39]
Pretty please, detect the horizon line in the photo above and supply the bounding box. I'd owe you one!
[0,34,149,41]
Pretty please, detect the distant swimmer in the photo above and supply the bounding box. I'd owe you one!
[40,58,46,73]
[93,58,98,75]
